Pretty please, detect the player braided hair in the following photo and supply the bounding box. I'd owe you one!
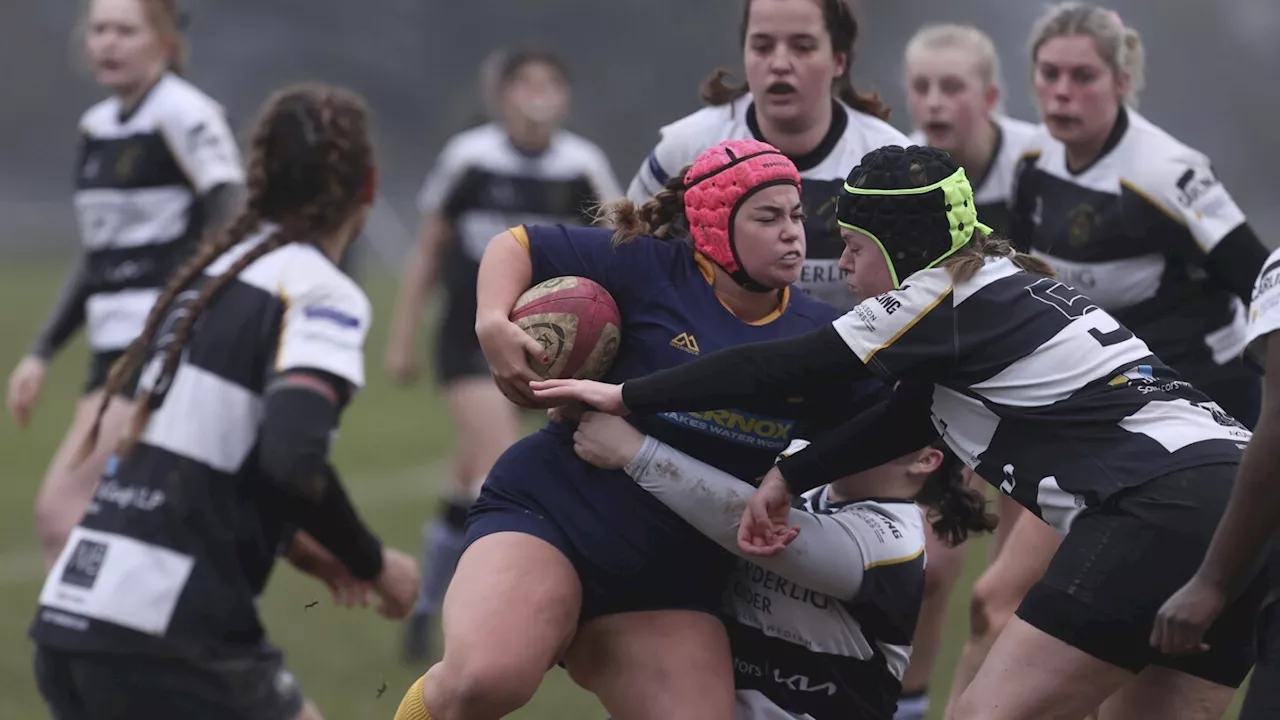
[913,440,999,547]
[702,0,890,121]
[596,166,693,246]
[77,83,374,464]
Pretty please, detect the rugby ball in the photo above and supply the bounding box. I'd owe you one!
[510,276,621,380]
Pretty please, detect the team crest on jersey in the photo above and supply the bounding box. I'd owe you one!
[114,143,142,181]
[1067,203,1098,247]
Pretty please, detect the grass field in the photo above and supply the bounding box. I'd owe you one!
[0,257,1250,719]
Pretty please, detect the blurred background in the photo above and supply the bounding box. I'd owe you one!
[0,0,1274,717]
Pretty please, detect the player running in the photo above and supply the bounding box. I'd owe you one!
[385,47,620,663]
[627,0,908,311]
[30,83,419,720]
[899,23,1040,718]
[533,144,1268,720]
[7,0,245,570]
[1154,247,1280,719]
[390,139,888,720]
[570,410,995,720]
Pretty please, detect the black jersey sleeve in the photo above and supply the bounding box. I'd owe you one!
[29,253,91,361]
[258,369,382,581]
[1204,223,1269,303]
[775,381,939,496]
[621,324,873,417]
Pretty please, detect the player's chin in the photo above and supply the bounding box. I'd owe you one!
[766,262,804,287]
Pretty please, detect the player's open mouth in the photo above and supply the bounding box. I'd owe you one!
[924,121,951,134]
[766,82,798,97]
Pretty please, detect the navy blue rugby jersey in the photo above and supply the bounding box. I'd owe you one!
[514,224,888,482]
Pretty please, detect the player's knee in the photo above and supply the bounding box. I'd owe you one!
[428,654,541,718]
[968,574,1018,640]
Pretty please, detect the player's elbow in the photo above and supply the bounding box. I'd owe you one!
[258,426,331,502]
[258,384,339,502]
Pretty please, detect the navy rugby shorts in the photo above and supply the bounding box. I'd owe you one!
[464,426,734,622]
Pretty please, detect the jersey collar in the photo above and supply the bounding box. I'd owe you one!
[746,98,848,172]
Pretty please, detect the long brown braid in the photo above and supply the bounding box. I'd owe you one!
[76,83,375,465]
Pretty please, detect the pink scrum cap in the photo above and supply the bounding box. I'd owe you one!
[683,138,802,291]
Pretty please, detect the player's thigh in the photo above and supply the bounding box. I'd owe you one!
[1240,591,1280,720]
[1015,465,1261,693]
[971,513,1061,634]
[948,616,1133,720]
[564,609,734,720]
[294,699,324,720]
[1099,665,1235,720]
[438,531,582,693]
[445,376,521,475]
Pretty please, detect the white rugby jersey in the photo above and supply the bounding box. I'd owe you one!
[1245,248,1280,370]
[418,122,620,264]
[624,437,926,719]
[832,258,1250,533]
[628,95,910,310]
[32,228,368,658]
[908,115,1039,238]
[75,72,245,353]
[1010,108,1251,376]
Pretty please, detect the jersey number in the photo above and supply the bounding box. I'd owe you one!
[1026,279,1134,347]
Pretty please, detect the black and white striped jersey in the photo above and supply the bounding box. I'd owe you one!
[627,95,910,310]
[417,122,620,317]
[908,115,1039,239]
[74,72,244,353]
[1010,108,1253,379]
[31,229,368,658]
[624,436,925,720]
[1245,248,1280,370]
[728,488,924,720]
[832,258,1250,532]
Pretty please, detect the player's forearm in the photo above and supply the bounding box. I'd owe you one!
[29,253,90,361]
[625,436,755,552]
[776,382,939,497]
[475,230,533,325]
[389,219,447,341]
[1194,410,1280,590]
[625,437,865,598]
[622,325,870,416]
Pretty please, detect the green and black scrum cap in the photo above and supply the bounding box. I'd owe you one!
[836,145,992,289]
